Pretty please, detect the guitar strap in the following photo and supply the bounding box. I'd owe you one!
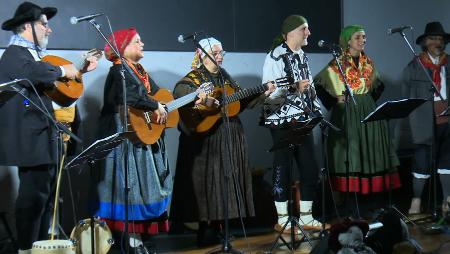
[31,21,43,59]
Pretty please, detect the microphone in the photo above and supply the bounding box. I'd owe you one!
[317,40,340,49]
[0,79,23,91]
[177,32,197,43]
[387,25,412,35]
[70,13,104,25]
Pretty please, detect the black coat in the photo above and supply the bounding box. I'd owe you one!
[402,55,450,145]
[0,45,62,166]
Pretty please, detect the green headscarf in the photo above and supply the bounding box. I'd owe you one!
[270,15,308,51]
[282,15,308,35]
[339,25,365,48]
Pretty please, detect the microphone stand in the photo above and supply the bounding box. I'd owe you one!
[190,36,243,254]
[87,18,143,254]
[329,46,361,218]
[396,31,445,218]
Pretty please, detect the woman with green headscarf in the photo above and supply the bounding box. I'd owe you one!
[313,25,401,204]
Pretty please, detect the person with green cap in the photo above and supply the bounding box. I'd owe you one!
[313,25,400,215]
[262,15,324,232]
[401,21,450,216]
[0,2,98,253]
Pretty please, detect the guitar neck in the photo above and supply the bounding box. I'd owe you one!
[166,91,199,112]
[225,84,267,104]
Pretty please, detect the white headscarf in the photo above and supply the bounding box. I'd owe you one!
[198,37,222,57]
[191,37,223,69]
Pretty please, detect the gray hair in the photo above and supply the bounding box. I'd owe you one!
[12,23,27,34]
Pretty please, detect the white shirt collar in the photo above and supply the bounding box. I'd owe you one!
[427,52,440,64]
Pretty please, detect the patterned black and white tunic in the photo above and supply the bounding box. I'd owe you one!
[262,42,322,127]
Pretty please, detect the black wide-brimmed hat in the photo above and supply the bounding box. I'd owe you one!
[416,21,450,44]
[2,1,57,31]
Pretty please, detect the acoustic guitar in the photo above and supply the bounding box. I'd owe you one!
[42,49,102,106]
[127,82,213,144]
[188,77,292,133]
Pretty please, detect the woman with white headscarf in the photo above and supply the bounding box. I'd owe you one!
[170,37,273,246]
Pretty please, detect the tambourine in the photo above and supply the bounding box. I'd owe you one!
[70,218,114,254]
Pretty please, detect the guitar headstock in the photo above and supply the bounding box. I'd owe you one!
[198,82,214,95]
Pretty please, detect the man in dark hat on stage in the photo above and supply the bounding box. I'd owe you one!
[401,21,450,216]
[0,2,98,253]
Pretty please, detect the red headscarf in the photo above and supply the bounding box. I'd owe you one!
[104,27,138,62]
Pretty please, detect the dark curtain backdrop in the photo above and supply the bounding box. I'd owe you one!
[0,0,342,52]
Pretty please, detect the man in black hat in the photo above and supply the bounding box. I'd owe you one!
[401,21,450,216]
[0,2,98,253]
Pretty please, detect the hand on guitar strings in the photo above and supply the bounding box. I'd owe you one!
[61,64,79,80]
[153,102,168,124]
[195,92,220,108]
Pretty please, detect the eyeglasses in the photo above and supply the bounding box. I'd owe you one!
[212,50,226,57]
[36,20,49,29]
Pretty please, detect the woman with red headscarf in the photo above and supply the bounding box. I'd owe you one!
[94,28,172,253]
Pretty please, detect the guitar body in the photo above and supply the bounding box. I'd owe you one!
[42,55,84,107]
[128,88,179,145]
[195,85,241,133]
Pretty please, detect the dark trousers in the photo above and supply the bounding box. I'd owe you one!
[15,165,55,250]
[270,128,320,202]
[413,123,450,175]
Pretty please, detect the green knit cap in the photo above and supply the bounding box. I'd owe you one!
[339,24,365,48]
[282,15,308,34]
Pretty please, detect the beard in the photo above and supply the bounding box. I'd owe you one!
[430,47,444,56]
[38,36,49,49]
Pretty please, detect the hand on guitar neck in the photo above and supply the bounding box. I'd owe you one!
[61,49,102,79]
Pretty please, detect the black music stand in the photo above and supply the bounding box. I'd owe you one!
[361,98,427,123]
[362,98,426,211]
[267,116,322,253]
[65,131,133,254]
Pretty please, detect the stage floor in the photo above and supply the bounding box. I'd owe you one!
[108,219,450,254]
